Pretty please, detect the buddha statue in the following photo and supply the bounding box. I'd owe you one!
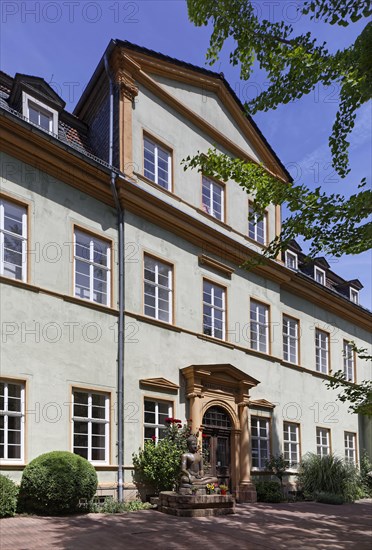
[179,435,218,490]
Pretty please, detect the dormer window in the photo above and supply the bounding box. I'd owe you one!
[350,288,359,304]
[28,102,52,131]
[285,250,298,270]
[314,266,326,286]
[22,92,58,135]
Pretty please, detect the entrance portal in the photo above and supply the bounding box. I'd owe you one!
[202,406,232,489]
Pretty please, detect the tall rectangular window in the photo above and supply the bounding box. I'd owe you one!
[144,399,172,442]
[315,329,329,374]
[144,136,171,190]
[202,176,224,221]
[250,300,269,353]
[283,422,300,467]
[283,316,299,364]
[144,255,173,323]
[74,229,111,305]
[248,203,267,245]
[251,416,270,469]
[344,432,356,464]
[72,390,109,463]
[316,427,330,457]
[343,341,355,382]
[0,198,27,281]
[203,280,226,339]
[0,381,25,462]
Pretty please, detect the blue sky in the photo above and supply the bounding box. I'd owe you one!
[1,1,370,308]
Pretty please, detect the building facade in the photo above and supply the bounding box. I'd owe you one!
[1,40,371,501]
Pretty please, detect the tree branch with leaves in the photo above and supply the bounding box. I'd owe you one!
[186,0,372,260]
[325,344,372,416]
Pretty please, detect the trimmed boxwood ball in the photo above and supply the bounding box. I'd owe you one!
[18,451,97,515]
[0,474,19,517]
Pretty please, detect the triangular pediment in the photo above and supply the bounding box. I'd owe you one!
[182,364,260,388]
[140,377,179,392]
[104,41,291,183]
[10,74,66,111]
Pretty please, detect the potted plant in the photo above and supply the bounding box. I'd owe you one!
[219,484,228,495]
[206,483,215,495]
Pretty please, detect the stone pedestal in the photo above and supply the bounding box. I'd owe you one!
[158,491,235,517]
[178,485,206,496]
[236,482,257,503]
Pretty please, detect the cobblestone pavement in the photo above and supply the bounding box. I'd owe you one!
[1,501,371,550]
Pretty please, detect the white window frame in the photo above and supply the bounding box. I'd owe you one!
[283,422,300,469]
[144,399,173,443]
[285,250,298,270]
[314,266,326,286]
[202,176,225,221]
[250,300,269,353]
[316,427,330,457]
[143,136,172,191]
[0,198,28,282]
[344,432,356,464]
[74,229,111,306]
[251,416,270,470]
[203,280,226,340]
[248,203,267,245]
[72,390,110,464]
[283,315,299,364]
[350,288,359,304]
[0,381,25,463]
[144,255,173,323]
[343,341,355,382]
[22,91,58,134]
[315,329,329,374]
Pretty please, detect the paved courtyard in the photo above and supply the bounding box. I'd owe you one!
[1,501,371,550]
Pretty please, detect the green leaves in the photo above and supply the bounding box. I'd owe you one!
[187,1,371,177]
[182,150,372,260]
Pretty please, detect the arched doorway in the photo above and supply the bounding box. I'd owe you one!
[202,406,232,489]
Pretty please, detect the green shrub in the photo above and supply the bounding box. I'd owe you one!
[360,450,372,497]
[132,418,194,496]
[316,492,345,505]
[0,475,19,518]
[298,453,362,502]
[18,451,97,515]
[133,438,183,495]
[254,480,283,503]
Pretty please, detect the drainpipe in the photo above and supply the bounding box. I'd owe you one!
[104,50,125,502]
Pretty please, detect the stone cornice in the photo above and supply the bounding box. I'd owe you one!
[0,111,113,206]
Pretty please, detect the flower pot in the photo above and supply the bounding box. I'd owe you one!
[221,490,227,495]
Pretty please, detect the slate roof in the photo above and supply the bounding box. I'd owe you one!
[0,70,94,158]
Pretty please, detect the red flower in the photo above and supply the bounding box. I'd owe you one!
[151,435,156,441]
[174,419,182,424]
[177,424,182,429]
[202,434,209,438]
[188,418,192,422]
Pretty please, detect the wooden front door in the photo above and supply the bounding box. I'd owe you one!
[202,407,232,488]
